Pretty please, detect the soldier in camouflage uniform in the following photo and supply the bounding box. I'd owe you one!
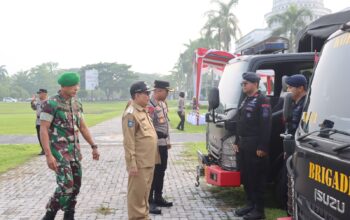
[148,80,174,214]
[40,72,100,220]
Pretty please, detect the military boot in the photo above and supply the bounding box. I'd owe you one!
[63,210,75,220]
[243,208,265,220]
[234,205,254,217]
[154,196,173,207]
[41,210,57,220]
[149,203,161,215]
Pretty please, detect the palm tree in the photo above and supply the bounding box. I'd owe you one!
[202,0,241,51]
[267,4,313,52]
[0,65,8,80]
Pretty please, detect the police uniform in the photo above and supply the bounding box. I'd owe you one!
[31,89,47,154]
[148,80,173,208]
[285,74,308,136]
[122,81,158,220]
[234,72,271,219]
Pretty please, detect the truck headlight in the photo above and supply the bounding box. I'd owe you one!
[220,136,237,170]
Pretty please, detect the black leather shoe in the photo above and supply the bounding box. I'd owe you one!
[42,210,57,220]
[63,210,75,220]
[154,197,173,207]
[243,209,265,220]
[149,203,161,215]
[234,206,254,217]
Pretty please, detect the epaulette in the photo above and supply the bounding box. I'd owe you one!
[124,106,134,116]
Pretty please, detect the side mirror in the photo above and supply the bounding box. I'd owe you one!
[283,92,293,122]
[205,112,211,123]
[208,88,220,110]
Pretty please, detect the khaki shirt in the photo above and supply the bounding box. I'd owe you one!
[122,102,159,170]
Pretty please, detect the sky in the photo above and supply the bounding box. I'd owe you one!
[0,0,348,75]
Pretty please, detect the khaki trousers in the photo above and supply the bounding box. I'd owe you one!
[127,167,154,220]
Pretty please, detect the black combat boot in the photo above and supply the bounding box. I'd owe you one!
[42,210,57,220]
[154,196,173,207]
[63,210,75,220]
[149,203,162,215]
[243,208,265,220]
[234,205,254,217]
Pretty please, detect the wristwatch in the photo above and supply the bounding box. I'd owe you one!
[91,144,98,149]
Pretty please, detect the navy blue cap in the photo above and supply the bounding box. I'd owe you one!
[36,88,47,94]
[154,80,174,91]
[242,72,260,83]
[130,81,153,96]
[286,74,307,88]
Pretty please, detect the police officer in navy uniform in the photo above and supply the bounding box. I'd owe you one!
[233,72,271,220]
[285,74,307,136]
[280,74,308,212]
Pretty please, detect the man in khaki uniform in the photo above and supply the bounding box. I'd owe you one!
[122,81,159,220]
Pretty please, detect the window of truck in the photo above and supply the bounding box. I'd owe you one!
[217,60,249,113]
[301,32,350,142]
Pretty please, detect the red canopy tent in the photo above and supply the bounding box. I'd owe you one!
[192,48,237,125]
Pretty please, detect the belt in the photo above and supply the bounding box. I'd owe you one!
[238,136,259,140]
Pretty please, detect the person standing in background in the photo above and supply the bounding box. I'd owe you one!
[176,92,185,131]
[30,88,48,155]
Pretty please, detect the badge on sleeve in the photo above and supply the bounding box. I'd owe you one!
[262,107,269,118]
[128,120,135,127]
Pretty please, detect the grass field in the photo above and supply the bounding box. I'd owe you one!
[0,144,39,174]
[0,101,128,135]
[182,142,286,220]
[167,100,207,133]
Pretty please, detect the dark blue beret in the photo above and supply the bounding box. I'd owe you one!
[242,72,260,83]
[286,74,307,87]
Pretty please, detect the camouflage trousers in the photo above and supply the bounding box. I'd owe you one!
[46,160,82,212]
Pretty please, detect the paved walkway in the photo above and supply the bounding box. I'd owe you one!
[0,118,240,220]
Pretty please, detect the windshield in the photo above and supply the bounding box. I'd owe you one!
[217,60,248,112]
[301,32,350,141]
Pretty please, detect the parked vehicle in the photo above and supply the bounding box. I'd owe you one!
[2,97,18,103]
[197,51,316,206]
[287,21,350,220]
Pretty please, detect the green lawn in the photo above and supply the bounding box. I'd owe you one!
[0,144,40,174]
[182,142,286,220]
[0,102,127,135]
[167,100,207,133]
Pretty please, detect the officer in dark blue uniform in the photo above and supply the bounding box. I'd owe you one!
[285,74,308,136]
[233,72,271,220]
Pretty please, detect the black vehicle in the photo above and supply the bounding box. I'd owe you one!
[289,22,350,220]
[198,52,316,204]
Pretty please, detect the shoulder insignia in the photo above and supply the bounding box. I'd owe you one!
[125,106,134,114]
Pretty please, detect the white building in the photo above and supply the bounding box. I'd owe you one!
[235,0,331,53]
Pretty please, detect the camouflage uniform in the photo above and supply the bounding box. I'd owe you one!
[40,92,84,212]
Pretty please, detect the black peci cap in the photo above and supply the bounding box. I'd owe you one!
[130,81,153,96]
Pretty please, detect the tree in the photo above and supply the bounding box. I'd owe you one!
[202,0,241,51]
[0,65,8,80]
[267,4,313,52]
[169,38,212,98]
[81,62,138,100]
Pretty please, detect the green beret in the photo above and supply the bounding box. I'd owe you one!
[58,72,80,86]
